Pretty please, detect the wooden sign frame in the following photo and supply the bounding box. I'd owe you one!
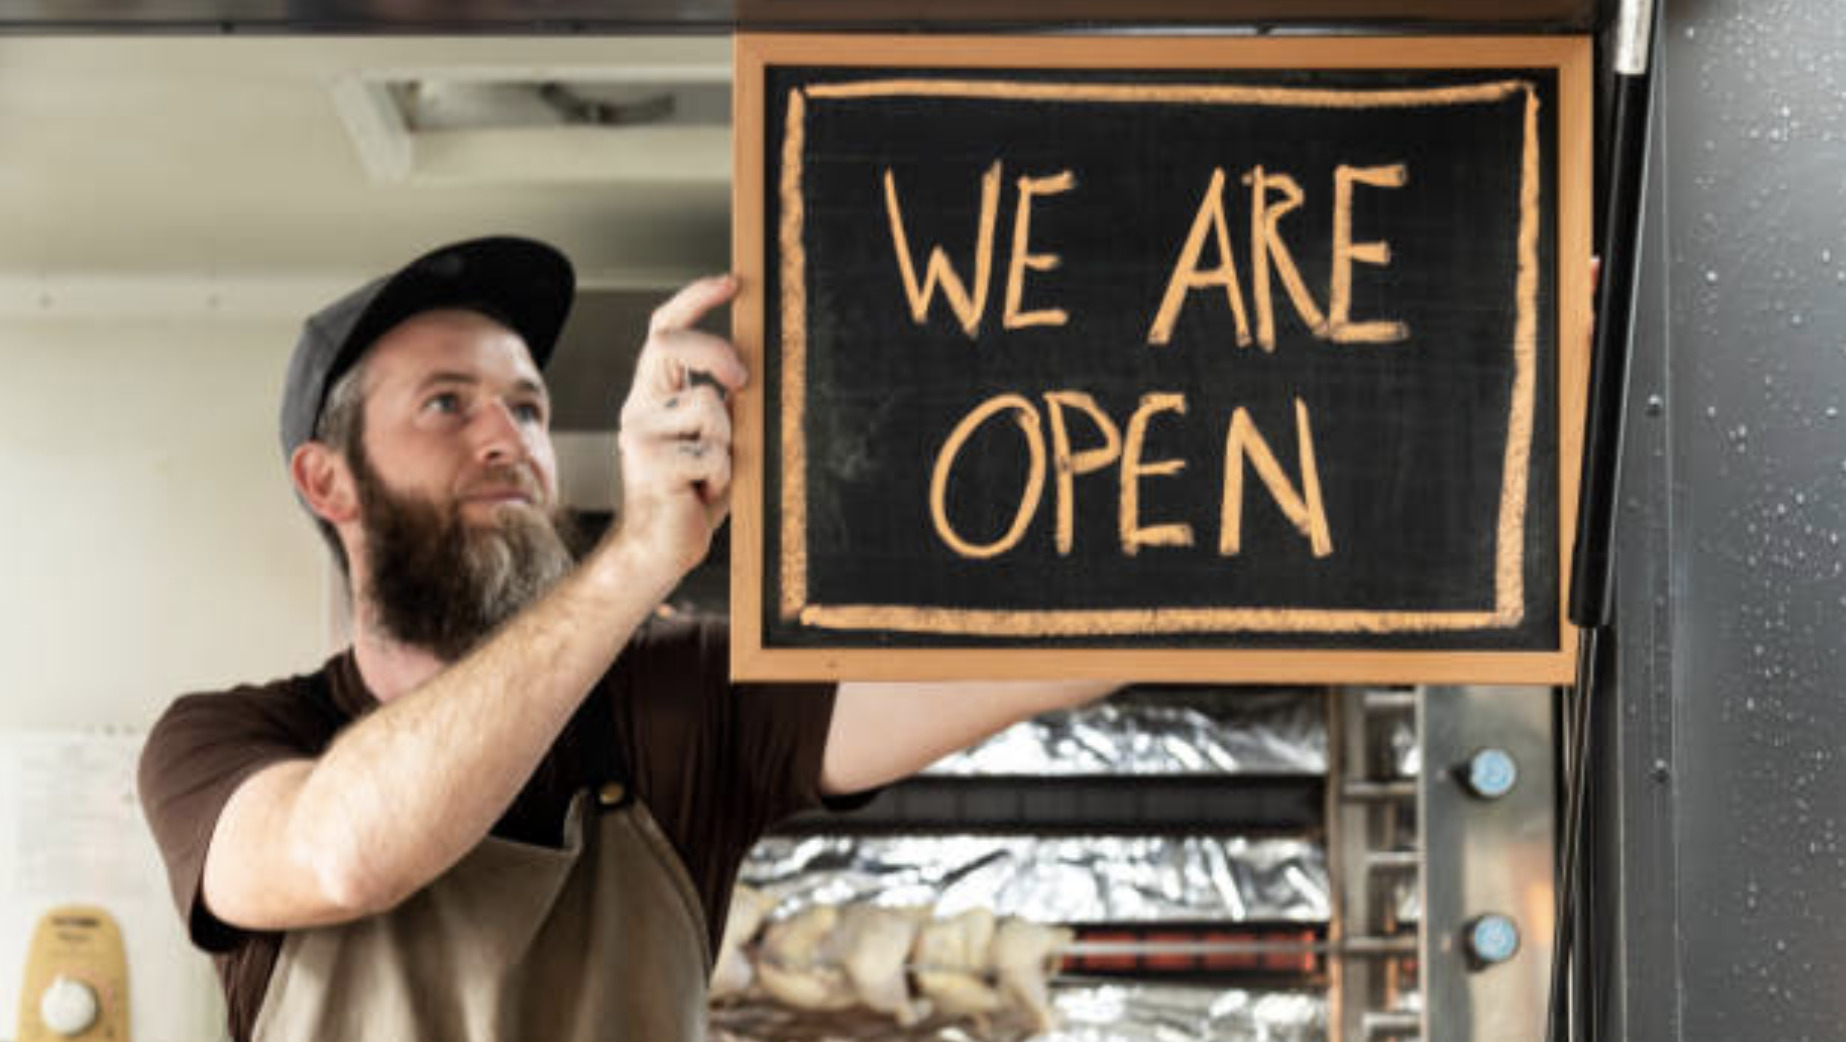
[732,32,1592,683]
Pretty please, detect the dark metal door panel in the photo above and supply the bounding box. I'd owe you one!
[1613,1,1846,1039]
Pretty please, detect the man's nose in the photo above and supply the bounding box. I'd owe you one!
[472,400,531,464]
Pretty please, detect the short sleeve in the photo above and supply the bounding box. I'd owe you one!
[137,682,330,952]
[699,622,846,820]
[617,617,840,827]
[610,616,845,950]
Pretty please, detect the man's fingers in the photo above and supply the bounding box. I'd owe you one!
[638,328,749,396]
[649,274,739,337]
[694,448,733,514]
[613,273,745,548]
[623,383,732,444]
[701,480,733,526]
[657,438,731,491]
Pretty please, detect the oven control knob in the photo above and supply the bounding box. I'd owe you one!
[1465,914,1521,968]
[1462,748,1520,799]
[39,975,99,1036]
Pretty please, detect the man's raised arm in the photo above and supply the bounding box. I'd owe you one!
[822,680,1116,796]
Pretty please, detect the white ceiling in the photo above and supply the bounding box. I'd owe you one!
[0,35,734,289]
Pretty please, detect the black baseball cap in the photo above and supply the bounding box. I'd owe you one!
[279,236,575,461]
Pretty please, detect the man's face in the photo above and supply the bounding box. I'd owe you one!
[345,309,577,660]
[354,308,560,520]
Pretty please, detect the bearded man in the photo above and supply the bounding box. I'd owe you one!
[137,237,1112,1042]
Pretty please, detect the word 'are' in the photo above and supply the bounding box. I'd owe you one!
[883,161,1412,350]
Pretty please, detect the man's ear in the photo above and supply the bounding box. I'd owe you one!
[290,442,359,525]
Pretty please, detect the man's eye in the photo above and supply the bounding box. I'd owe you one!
[512,402,546,424]
[425,392,462,415]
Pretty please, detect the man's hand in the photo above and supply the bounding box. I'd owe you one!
[616,275,749,582]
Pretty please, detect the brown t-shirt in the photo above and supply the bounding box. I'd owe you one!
[137,617,839,1042]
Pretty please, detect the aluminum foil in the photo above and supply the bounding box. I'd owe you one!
[710,982,1326,1042]
[1049,983,1325,1042]
[924,690,1326,778]
[722,691,1338,1042]
[741,834,1329,924]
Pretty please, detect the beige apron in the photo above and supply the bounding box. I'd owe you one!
[251,783,712,1042]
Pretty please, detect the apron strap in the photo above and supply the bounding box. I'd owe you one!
[585,682,637,810]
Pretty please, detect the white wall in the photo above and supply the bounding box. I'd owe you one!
[0,303,333,728]
[0,291,341,1040]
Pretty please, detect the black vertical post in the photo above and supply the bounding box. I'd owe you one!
[1549,1,1662,1040]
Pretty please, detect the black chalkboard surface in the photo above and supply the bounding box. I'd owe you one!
[732,34,1592,682]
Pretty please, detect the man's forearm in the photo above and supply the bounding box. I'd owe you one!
[288,534,676,913]
[822,680,1116,796]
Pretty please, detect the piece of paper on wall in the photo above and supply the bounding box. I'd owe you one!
[0,729,224,1041]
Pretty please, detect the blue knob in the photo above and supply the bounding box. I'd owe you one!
[1464,748,1519,799]
[1467,914,1521,966]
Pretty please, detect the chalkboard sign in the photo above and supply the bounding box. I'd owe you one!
[732,34,1591,682]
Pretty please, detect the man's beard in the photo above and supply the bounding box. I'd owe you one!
[351,443,579,662]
